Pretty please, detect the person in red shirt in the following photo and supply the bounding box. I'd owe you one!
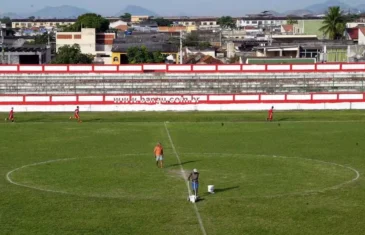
[267,106,274,121]
[6,107,14,122]
[69,106,81,123]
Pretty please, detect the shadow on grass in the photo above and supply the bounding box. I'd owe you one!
[167,160,201,168]
[213,186,239,193]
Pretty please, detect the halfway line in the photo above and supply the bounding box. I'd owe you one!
[164,122,207,235]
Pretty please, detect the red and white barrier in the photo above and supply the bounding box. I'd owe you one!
[1,63,365,73]
[0,93,364,111]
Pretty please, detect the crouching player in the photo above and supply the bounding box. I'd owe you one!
[69,106,82,123]
[6,107,15,122]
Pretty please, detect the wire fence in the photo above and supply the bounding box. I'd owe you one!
[1,73,365,94]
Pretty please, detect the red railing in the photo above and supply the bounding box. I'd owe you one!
[1,63,365,73]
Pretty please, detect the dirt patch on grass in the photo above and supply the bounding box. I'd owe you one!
[167,169,189,179]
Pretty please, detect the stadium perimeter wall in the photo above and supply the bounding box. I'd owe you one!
[0,94,364,112]
[1,63,365,111]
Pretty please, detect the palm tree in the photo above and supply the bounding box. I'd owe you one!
[320,6,346,40]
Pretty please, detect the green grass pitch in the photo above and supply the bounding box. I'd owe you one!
[1,111,365,235]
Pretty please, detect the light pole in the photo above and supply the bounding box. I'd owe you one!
[0,27,4,64]
[179,30,183,64]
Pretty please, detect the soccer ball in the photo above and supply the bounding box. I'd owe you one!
[5,118,7,121]
[69,116,72,120]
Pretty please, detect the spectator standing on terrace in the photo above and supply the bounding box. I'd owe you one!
[154,142,164,168]
[267,106,274,121]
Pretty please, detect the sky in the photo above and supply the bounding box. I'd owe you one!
[1,0,363,16]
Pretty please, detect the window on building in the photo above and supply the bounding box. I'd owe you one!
[252,21,257,24]
[210,22,213,25]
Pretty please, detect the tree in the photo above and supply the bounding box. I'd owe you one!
[28,33,55,45]
[28,16,35,21]
[0,17,11,27]
[63,13,109,32]
[120,13,131,22]
[127,46,166,64]
[217,16,236,29]
[153,18,172,26]
[52,44,93,64]
[286,17,298,25]
[320,6,346,40]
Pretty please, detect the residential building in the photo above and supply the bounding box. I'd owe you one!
[293,19,325,38]
[56,28,116,64]
[111,33,179,64]
[236,17,286,30]
[255,45,300,58]
[358,28,365,45]
[253,40,353,62]
[132,21,158,32]
[12,19,76,29]
[185,47,216,58]
[281,25,293,34]
[109,20,128,31]
[158,26,186,33]
[347,22,365,28]
[105,17,122,23]
[345,28,359,43]
[183,53,223,64]
[131,15,150,23]
[0,45,51,64]
[158,26,196,33]
[170,17,219,30]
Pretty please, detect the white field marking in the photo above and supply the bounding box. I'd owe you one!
[5,154,153,199]
[164,122,207,235]
[181,152,361,198]
[6,158,75,195]
[0,120,365,125]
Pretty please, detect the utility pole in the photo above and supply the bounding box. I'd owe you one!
[219,30,222,47]
[0,28,4,64]
[179,30,183,64]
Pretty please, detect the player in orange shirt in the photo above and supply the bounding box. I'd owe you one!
[267,106,274,121]
[69,106,82,123]
[154,142,164,168]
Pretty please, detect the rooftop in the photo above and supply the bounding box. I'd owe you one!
[346,28,359,40]
[282,25,293,33]
[12,19,76,22]
[0,45,48,52]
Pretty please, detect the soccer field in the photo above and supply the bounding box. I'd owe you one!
[1,111,365,235]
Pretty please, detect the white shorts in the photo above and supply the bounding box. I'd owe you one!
[156,155,163,161]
